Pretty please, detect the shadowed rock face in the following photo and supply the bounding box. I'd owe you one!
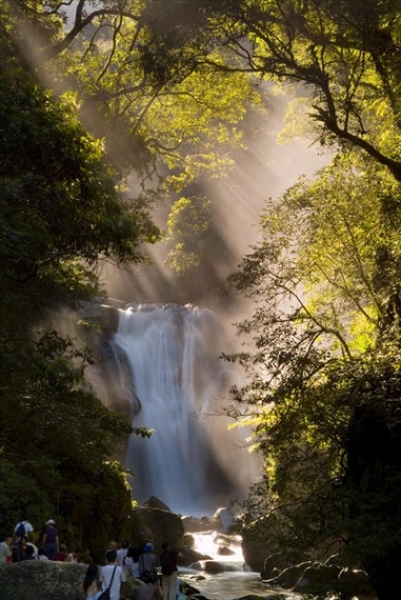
[0,561,87,600]
[130,503,185,554]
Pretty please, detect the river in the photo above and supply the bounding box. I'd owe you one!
[177,531,303,600]
[179,568,303,600]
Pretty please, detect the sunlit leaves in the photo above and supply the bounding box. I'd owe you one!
[165,196,212,274]
[227,141,401,565]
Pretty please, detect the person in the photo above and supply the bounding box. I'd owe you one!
[105,540,118,561]
[13,518,34,543]
[37,547,49,560]
[123,546,141,578]
[159,542,179,600]
[116,540,129,567]
[19,544,36,561]
[81,548,95,564]
[66,547,81,563]
[82,563,102,600]
[42,519,59,560]
[99,550,126,600]
[13,519,34,563]
[138,574,163,600]
[15,536,28,561]
[55,543,69,561]
[138,543,159,582]
[0,537,12,564]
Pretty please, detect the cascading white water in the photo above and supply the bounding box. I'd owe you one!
[110,303,256,516]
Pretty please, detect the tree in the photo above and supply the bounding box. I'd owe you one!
[0,330,135,562]
[1,0,259,196]
[0,71,160,321]
[0,50,156,550]
[166,196,212,270]
[227,149,401,599]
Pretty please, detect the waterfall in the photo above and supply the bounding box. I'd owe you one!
[110,303,256,516]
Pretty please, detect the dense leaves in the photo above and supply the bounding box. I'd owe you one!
[0,77,160,286]
[0,331,134,561]
[0,24,160,555]
[228,149,401,598]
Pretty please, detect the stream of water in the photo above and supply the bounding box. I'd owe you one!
[109,305,303,599]
[178,532,302,600]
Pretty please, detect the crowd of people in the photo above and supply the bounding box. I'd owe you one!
[82,540,183,600]
[0,519,184,600]
[0,517,87,564]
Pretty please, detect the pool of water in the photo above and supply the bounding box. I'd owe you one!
[180,569,303,600]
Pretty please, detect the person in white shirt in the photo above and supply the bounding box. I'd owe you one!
[13,519,34,543]
[0,537,12,563]
[123,546,141,578]
[116,540,129,567]
[100,550,126,600]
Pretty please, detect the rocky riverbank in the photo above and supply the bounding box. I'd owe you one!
[0,502,378,600]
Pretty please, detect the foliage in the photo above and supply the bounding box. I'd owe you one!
[0,35,159,552]
[227,148,401,597]
[1,0,260,196]
[0,74,160,297]
[4,4,401,597]
[165,195,212,273]
[0,331,134,562]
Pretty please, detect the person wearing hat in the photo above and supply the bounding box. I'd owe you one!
[42,519,59,560]
[138,543,159,582]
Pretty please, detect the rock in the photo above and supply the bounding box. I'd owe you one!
[268,561,313,589]
[181,516,218,533]
[213,508,235,533]
[0,560,87,600]
[217,545,235,556]
[180,545,211,566]
[338,567,377,599]
[261,552,291,580]
[240,516,280,573]
[202,560,226,574]
[129,504,184,554]
[292,562,341,594]
[241,514,328,574]
[120,576,145,600]
[143,496,171,511]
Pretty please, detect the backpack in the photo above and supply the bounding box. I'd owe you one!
[160,551,176,576]
[15,522,26,538]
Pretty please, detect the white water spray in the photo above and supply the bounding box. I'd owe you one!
[110,303,256,516]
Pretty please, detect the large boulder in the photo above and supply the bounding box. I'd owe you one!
[129,503,185,554]
[179,541,212,566]
[0,561,152,600]
[292,562,377,599]
[0,561,87,600]
[241,516,281,573]
[261,553,293,580]
[266,561,314,589]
